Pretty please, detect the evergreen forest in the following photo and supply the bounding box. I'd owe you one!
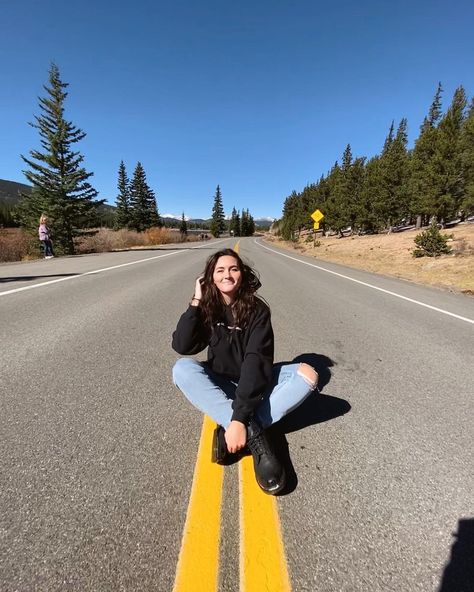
[277,84,474,240]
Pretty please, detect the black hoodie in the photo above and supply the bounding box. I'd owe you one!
[172,299,274,424]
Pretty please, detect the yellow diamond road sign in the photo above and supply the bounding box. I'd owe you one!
[311,209,324,223]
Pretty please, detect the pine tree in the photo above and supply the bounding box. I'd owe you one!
[229,206,240,236]
[382,121,395,155]
[237,209,256,237]
[413,222,452,257]
[326,146,355,234]
[299,183,319,227]
[210,185,226,237]
[428,82,443,127]
[18,63,102,254]
[408,84,443,224]
[115,160,131,229]
[147,188,162,228]
[247,210,255,236]
[129,162,159,231]
[323,162,343,233]
[359,156,384,232]
[377,118,410,228]
[0,202,18,227]
[240,209,250,237]
[349,156,366,229]
[432,86,467,223]
[179,212,188,235]
[280,191,299,240]
[235,208,241,236]
[460,98,474,216]
[341,144,360,230]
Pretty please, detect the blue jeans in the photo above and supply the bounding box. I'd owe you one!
[172,358,316,429]
[41,239,54,257]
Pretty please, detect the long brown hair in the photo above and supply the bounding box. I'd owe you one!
[199,249,263,330]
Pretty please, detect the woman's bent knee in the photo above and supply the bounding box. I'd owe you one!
[297,363,318,389]
[172,357,198,385]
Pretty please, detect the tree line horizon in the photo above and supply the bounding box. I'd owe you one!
[114,166,257,238]
[7,64,258,253]
[275,83,474,240]
[3,64,473,252]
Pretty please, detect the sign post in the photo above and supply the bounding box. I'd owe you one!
[310,209,324,247]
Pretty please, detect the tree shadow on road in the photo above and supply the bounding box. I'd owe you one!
[270,352,351,496]
[438,518,474,592]
[0,273,79,284]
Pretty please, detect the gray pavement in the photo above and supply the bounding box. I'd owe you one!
[1,238,473,591]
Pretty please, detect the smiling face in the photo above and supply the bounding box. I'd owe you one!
[212,255,242,303]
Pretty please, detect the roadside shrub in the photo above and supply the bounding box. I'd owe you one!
[74,226,199,254]
[413,223,453,258]
[0,228,40,262]
[145,227,177,245]
[74,228,147,253]
[2,225,201,259]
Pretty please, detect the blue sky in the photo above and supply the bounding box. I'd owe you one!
[2,0,474,220]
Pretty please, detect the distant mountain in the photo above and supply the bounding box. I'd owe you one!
[0,180,275,226]
[254,218,275,228]
[0,178,115,214]
[162,213,275,228]
[0,179,32,202]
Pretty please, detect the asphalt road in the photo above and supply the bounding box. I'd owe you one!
[1,238,473,591]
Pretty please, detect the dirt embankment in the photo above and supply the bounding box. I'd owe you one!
[267,224,474,295]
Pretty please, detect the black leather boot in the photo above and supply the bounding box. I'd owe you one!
[246,419,286,494]
[211,425,228,464]
[211,425,246,465]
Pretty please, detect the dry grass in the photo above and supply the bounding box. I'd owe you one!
[0,226,198,261]
[74,228,143,253]
[269,224,474,295]
[0,228,40,262]
[73,227,189,253]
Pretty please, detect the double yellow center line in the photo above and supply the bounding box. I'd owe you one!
[173,241,291,591]
[172,416,291,592]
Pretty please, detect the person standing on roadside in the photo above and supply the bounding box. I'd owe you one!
[38,215,54,259]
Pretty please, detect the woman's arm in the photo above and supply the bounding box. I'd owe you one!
[172,306,209,355]
[231,303,274,424]
[171,277,209,355]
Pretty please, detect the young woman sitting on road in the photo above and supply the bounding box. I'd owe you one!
[172,248,318,494]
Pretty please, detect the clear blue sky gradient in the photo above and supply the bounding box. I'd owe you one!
[2,0,474,219]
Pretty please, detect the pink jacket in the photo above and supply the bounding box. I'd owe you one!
[38,224,50,241]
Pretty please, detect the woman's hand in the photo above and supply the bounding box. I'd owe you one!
[193,276,204,300]
[225,420,247,453]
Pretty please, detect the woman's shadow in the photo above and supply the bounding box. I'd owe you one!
[269,353,351,495]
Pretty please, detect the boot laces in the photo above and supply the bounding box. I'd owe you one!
[247,432,271,457]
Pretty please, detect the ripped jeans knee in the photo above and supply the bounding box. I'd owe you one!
[297,363,319,389]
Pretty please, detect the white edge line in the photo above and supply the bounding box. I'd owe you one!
[0,238,230,298]
[0,250,184,296]
[255,239,474,326]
